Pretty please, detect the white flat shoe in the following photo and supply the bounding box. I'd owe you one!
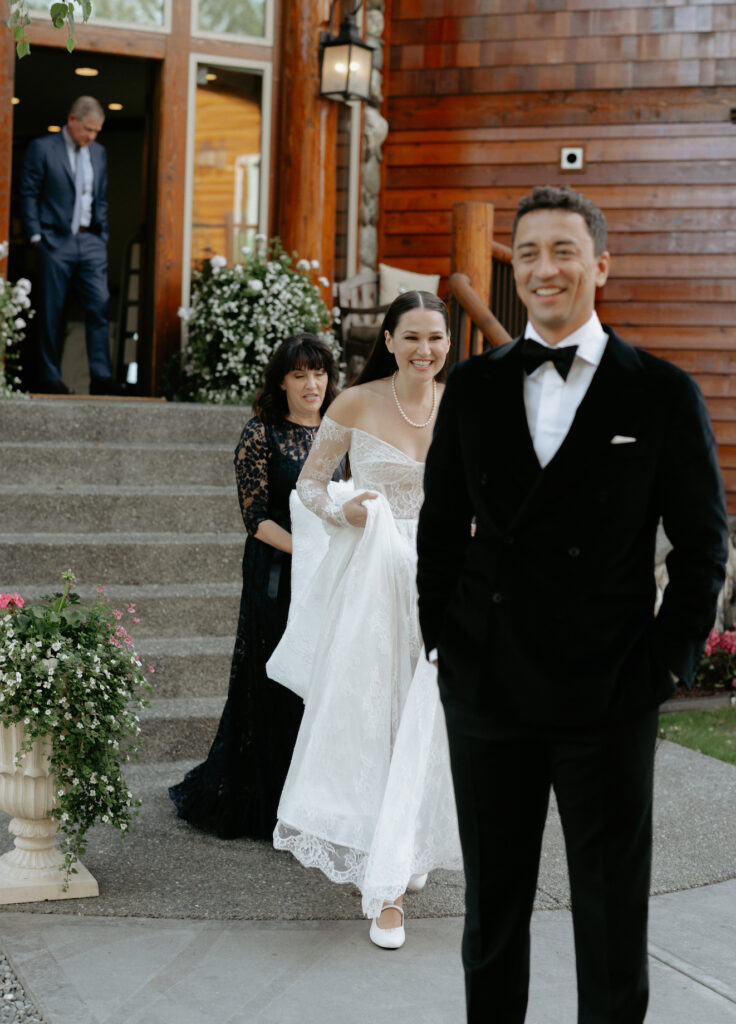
[407,873,428,892]
[369,904,405,950]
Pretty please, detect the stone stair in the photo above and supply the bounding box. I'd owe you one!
[0,397,251,764]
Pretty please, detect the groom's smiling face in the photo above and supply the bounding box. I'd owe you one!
[512,208,610,346]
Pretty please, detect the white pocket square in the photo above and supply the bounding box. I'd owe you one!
[611,435,637,444]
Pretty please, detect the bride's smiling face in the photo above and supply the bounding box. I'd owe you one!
[385,308,450,380]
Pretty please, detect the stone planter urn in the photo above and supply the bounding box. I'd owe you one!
[0,721,98,904]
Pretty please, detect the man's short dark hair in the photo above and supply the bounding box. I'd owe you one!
[511,186,608,256]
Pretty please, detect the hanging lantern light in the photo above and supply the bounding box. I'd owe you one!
[319,6,374,103]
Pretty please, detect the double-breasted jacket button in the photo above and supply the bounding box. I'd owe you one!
[491,591,505,604]
[503,535,514,547]
[568,546,581,558]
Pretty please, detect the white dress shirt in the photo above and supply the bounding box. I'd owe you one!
[523,312,608,468]
[62,127,94,230]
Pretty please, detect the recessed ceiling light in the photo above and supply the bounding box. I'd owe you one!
[11,97,19,105]
[75,67,99,77]
[48,125,62,133]
[206,72,217,81]
[108,102,123,110]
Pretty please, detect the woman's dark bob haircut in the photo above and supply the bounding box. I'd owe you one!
[252,333,339,424]
[352,290,450,387]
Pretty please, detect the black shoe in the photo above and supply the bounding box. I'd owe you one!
[41,380,73,395]
[90,376,124,396]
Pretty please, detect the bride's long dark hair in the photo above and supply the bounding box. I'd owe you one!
[352,290,451,387]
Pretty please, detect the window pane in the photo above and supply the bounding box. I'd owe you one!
[89,0,164,27]
[191,65,263,268]
[197,0,265,38]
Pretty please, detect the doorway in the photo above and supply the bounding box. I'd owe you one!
[9,48,157,394]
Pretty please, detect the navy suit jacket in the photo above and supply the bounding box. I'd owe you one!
[417,327,729,730]
[21,132,108,249]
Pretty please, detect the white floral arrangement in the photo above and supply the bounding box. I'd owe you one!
[172,236,342,404]
[0,573,153,882]
[0,241,33,398]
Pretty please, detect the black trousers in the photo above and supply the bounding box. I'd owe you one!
[443,701,659,1024]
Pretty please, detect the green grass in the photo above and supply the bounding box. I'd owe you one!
[659,706,736,765]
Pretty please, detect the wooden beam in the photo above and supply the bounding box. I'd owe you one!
[450,202,494,356]
[26,20,167,59]
[149,2,190,396]
[275,0,336,302]
[0,23,14,277]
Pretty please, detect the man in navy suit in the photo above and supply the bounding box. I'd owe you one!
[21,95,117,395]
[417,186,729,1023]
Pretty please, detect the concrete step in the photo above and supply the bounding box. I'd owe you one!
[0,396,250,445]
[1,484,242,533]
[138,697,225,762]
[138,637,233,699]
[0,531,243,586]
[0,442,234,486]
[14,583,242,638]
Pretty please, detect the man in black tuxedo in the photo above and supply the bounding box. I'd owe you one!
[21,95,117,395]
[417,185,729,1023]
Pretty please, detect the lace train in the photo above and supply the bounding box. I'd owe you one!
[268,482,461,919]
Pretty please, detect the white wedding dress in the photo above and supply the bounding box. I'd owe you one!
[267,416,462,919]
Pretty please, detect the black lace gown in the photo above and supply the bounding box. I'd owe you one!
[169,416,324,839]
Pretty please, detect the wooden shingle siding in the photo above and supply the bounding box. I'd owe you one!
[381,0,736,509]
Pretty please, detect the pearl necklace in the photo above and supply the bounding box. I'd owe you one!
[391,371,437,429]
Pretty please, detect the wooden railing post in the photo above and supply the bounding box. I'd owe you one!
[451,202,495,358]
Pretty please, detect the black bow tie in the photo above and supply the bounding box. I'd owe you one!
[521,338,578,381]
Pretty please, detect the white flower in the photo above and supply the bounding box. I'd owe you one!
[0,241,8,259]
[15,277,31,293]
[248,279,264,292]
[318,276,330,288]
[210,255,227,273]
[311,259,320,269]
[177,306,191,322]
[233,264,243,276]
[14,318,25,330]
[296,258,310,271]
[240,246,251,255]
[254,233,266,242]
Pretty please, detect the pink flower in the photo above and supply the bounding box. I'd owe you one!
[704,628,719,657]
[148,665,155,674]
[126,603,136,613]
[0,593,24,609]
[133,617,140,624]
[113,609,123,620]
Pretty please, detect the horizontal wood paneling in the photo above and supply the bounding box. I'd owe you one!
[387,87,733,129]
[381,0,736,510]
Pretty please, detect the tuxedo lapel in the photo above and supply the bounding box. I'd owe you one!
[54,132,75,189]
[519,330,645,521]
[90,143,104,199]
[476,341,541,529]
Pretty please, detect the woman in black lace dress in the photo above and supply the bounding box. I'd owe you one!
[169,334,340,838]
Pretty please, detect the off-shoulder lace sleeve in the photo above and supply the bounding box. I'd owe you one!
[296,416,351,527]
[234,417,270,535]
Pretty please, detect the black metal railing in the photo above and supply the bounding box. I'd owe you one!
[491,256,527,340]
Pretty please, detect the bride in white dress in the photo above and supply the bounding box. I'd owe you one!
[267,290,462,949]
